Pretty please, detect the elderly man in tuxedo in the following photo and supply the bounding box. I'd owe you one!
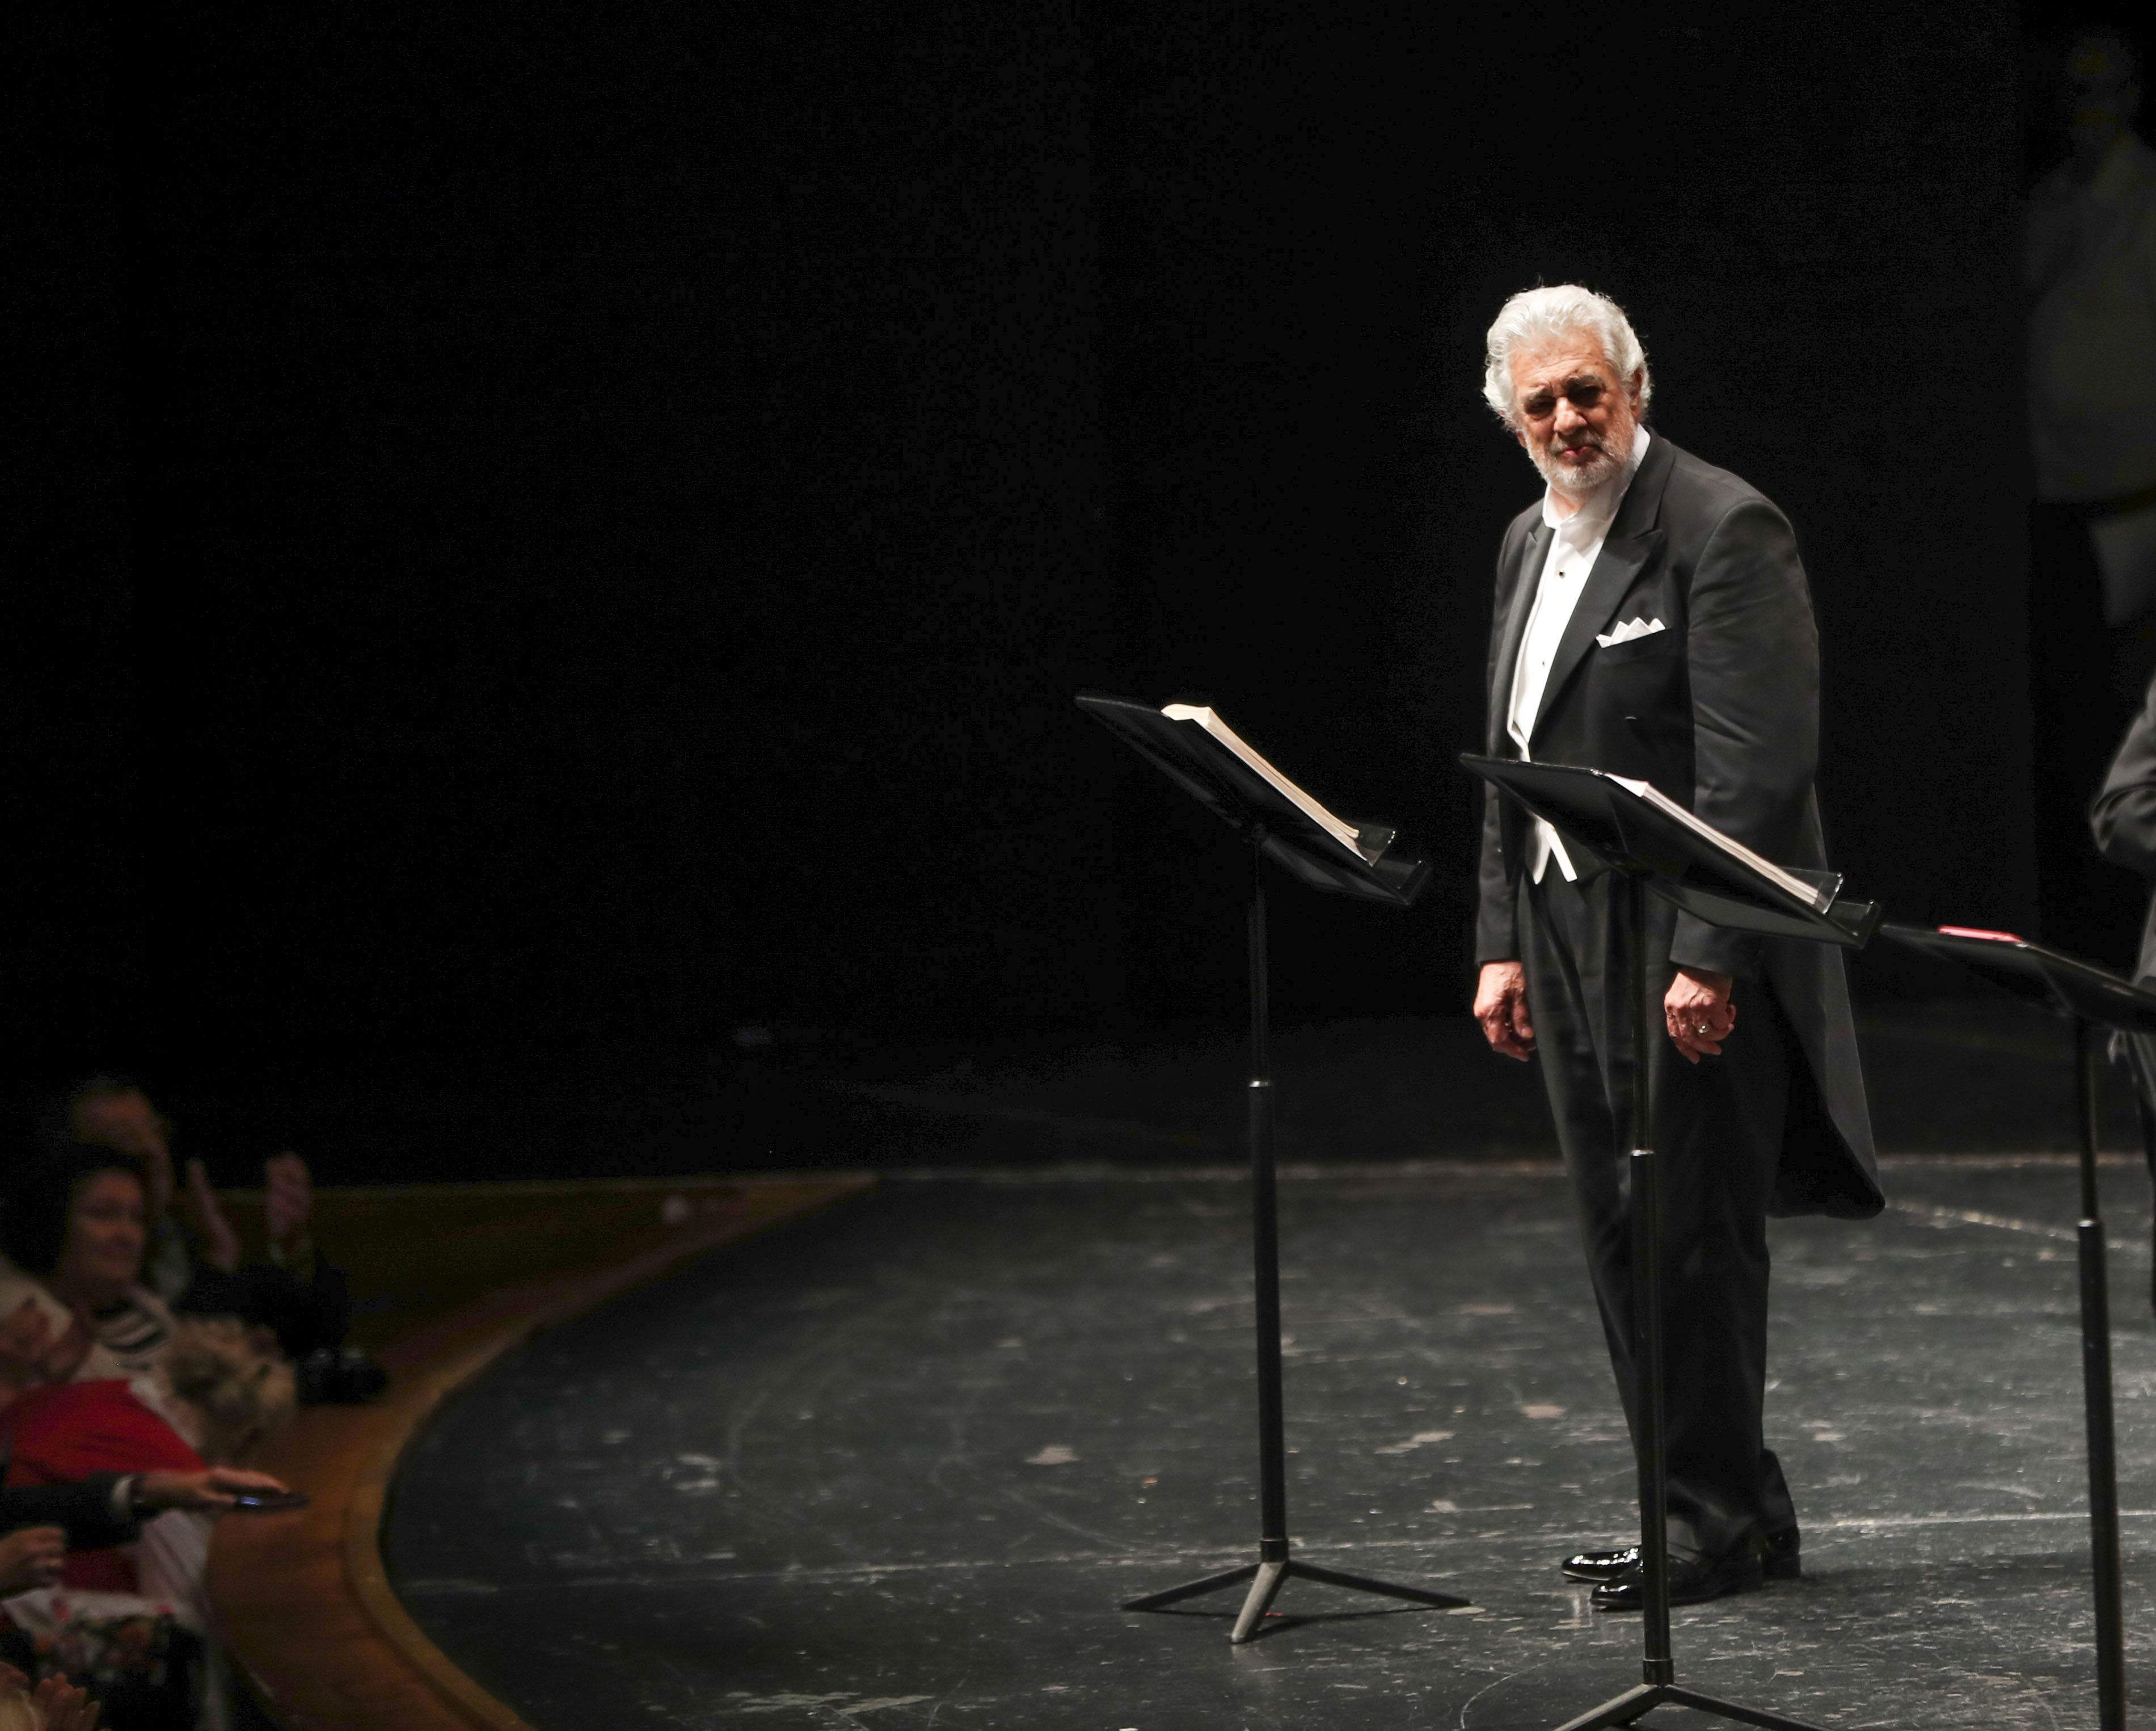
[1470,285,1883,1608]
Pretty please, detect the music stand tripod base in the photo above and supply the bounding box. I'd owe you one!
[1115,833,1470,1641]
[1078,692,1466,1643]
[1123,1548,1472,1645]
[1552,1683,1832,1731]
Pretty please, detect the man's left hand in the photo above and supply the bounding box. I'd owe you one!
[1664,967,1735,1064]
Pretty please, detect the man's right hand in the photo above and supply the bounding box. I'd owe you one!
[1474,961,1536,1060]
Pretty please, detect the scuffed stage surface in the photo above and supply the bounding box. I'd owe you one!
[388,1159,2156,1728]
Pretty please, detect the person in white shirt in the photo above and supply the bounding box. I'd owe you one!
[1469,285,1880,1610]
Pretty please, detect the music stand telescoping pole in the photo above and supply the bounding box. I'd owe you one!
[1079,693,1471,1642]
[1462,755,1880,1731]
[1873,924,2156,1731]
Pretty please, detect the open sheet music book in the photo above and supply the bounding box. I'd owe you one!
[1081,691,1429,907]
[1161,704,1366,861]
[1602,773,1832,914]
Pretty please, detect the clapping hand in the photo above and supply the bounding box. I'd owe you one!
[0,1526,66,1594]
[263,1152,315,1256]
[33,1674,100,1731]
[181,1159,243,1273]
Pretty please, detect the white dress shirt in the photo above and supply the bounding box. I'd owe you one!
[1507,425,1653,882]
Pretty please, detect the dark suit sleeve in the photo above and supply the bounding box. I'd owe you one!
[1671,498,1821,980]
[1474,781,1515,963]
[0,1475,142,1549]
[1475,532,1521,965]
[2092,676,2156,878]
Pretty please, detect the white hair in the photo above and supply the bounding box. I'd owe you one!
[1481,284,1652,426]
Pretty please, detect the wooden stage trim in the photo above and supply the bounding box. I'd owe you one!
[206,1173,874,1731]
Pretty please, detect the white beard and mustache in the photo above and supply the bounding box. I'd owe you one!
[1530,412,1635,502]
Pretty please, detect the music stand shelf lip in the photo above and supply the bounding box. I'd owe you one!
[1459,752,1879,949]
[1880,922,2156,1037]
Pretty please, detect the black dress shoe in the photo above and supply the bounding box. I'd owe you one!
[1589,1549,1763,1612]
[1560,1544,1639,1583]
[1563,1528,1798,1585]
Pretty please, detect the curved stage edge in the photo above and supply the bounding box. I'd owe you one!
[353,1158,2156,1731]
[205,1173,874,1731]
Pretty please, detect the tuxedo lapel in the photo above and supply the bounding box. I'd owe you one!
[1528,435,1677,744]
[1529,527,1665,742]
[1489,519,1551,751]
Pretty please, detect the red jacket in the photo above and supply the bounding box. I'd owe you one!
[2,1382,202,1592]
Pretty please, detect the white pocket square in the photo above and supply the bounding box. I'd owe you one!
[1596,616,1666,648]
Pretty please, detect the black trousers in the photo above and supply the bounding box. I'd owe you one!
[1520,867,1795,1562]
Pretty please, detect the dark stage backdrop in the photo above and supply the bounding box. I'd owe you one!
[11,3,2037,1172]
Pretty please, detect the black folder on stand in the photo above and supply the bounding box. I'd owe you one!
[1460,755,1881,946]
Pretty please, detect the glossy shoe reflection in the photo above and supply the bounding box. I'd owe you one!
[1589,1550,1763,1612]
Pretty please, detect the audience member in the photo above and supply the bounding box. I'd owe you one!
[56,1081,382,1404]
[0,1149,175,1391]
[1,1147,298,1731]
[0,1147,297,1451]
[2026,22,2156,964]
[1,1465,286,1555]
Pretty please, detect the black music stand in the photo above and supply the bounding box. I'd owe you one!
[1080,692,1469,1642]
[1462,754,1877,1731]
[1875,923,2155,1731]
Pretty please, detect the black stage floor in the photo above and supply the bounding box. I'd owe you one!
[390,1153,2156,1729]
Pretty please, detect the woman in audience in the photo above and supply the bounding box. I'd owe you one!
[1,1144,298,1729]
[56,1081,381,1404]
[0,1149,171,1388]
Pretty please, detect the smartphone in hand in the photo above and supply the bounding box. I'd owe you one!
[226,1489,311,1513]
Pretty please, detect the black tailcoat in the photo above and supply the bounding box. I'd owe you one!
[1473,433,1882,1220]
